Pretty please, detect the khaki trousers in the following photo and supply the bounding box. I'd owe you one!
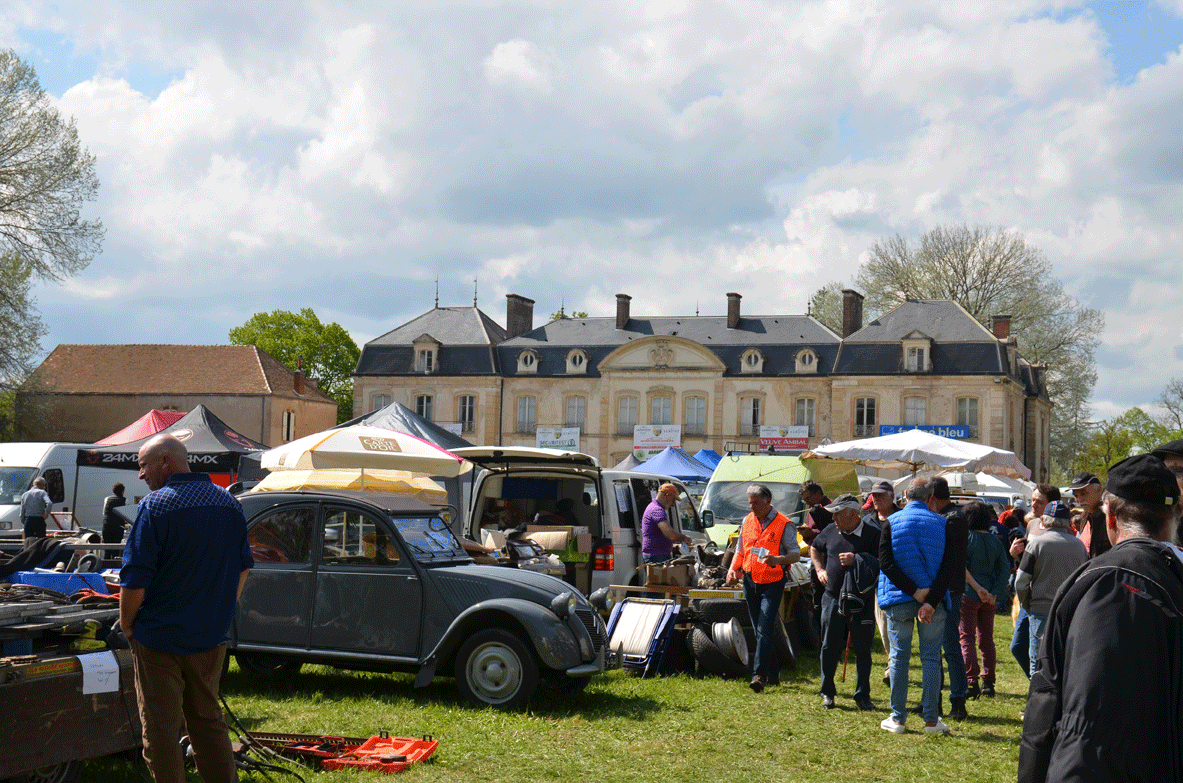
[130,639,237,783]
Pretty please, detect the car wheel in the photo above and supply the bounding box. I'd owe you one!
[9,760,83,783]
[687,625,749,679]
[694,598,749,625]
[235,652,303,676]
[455,628,539,709]
[773,618,796,670]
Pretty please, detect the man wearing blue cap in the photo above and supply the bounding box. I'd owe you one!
[1019,454,1183,783]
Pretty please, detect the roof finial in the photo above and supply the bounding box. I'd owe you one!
[473,278,478,307]
[695,301,700,317]
[434,278,439,308]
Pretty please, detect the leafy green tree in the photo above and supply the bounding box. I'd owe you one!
[855,224,1103,474]
[229,309,360,422]
[807,281,846,334]
[549,308,589,321]
[0,50,103,386]
[1076,408,1170,481]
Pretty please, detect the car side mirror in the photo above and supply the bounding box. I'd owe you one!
[701,510,714,528]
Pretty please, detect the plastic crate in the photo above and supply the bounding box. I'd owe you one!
[7,571,109,595]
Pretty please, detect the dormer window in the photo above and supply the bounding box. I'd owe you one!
[412,334,441,374]
[795,348,818,374]
[741,348,764,374]
[566,349,588,374]
[901,332,933,373]
[517,349,539,374]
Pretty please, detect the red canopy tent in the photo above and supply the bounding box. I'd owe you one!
[95,410,187,445]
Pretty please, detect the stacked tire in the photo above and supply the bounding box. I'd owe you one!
[686,598,796,678]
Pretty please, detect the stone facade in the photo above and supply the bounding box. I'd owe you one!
[353,293,1053,481]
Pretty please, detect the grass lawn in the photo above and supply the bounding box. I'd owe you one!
[83,617,1027,782]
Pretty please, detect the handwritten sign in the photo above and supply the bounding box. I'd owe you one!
[78,651,120,694]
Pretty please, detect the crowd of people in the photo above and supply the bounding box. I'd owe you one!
[721,438,1183,781]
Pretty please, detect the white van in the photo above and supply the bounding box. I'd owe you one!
[454,447,712,595]
[0,443,150,538]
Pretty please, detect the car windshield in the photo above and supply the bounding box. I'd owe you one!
[394,515,468,562]
[700,481,804,525]
[0,467,36,504]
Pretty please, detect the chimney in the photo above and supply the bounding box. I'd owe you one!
[293,369,306,395]
[616,293,631,330]
[727,292,741,329]
[841,289,864,338]
[991,314,1011,340]
[505,293,535,338]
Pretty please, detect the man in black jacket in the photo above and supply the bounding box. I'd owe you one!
[1019,454,1183,783]
[812,493,880,711]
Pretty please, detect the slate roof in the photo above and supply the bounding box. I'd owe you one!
[355,307,506,376]
[24,345,336,403]
[834,299,1014,377]
[365,307,507,347]
[497,315,841,378]
[843,300,997,343]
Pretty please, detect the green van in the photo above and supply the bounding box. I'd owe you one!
[698,455,861,546]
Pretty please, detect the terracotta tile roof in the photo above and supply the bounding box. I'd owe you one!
[25,345,336,403]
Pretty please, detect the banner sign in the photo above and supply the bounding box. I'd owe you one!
[536,427,581,451]
[76,449,242,472]
[878,424,970,439]
[759,425,810,451]
[440,423,464,438]
[633,424,681,460]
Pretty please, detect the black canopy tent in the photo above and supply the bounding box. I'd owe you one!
[76,405,268,474]
[237,402,474,483]
[338,402,474,450]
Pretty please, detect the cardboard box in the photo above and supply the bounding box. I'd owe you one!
[644,563,693,587]
[576,533,593,554]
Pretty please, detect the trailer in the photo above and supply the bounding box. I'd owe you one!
[0,568,141,783]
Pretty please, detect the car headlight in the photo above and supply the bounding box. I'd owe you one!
[550,590,577,620]
[588,586,615,615]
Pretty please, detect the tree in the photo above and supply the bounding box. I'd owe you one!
[229,309,360,422]
[855,224,1103,473]
[807,281,845,334]
[1155,378,1183,434]
[1076,408,1170,481]
[549,308,589,321]
[0,50,103,386]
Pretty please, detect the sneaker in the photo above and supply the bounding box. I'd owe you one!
[749,676,765,694]
[855,696,875,711]
[822,694,835,709]
[924,719,951,735]
[880,717,906,734]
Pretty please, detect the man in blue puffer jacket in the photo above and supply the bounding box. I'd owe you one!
[878,477,961,735]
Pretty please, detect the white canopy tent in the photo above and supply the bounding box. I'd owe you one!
[802,428,1032,480]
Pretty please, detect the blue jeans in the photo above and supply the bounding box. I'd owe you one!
[819,592,874,700]
[743,573,785,681]
[942,592,967,700]
[1027,611,1048,677]
[1011,607,1030,678]
[885,600,946,725]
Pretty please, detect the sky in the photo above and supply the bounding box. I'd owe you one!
[3,0,1182,423]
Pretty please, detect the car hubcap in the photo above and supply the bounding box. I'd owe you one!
[467,642,523,702]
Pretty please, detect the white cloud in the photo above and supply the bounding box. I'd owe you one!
[484,39,555,93]
[12,0,1183,424]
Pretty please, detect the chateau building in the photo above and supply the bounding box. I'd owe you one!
[353,291,1051,481]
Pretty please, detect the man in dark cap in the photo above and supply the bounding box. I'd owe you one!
[1019,454,1183,783]
[1153,438,1183,546]
[1014,501,1087,677]
[1069,471,1108,558]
